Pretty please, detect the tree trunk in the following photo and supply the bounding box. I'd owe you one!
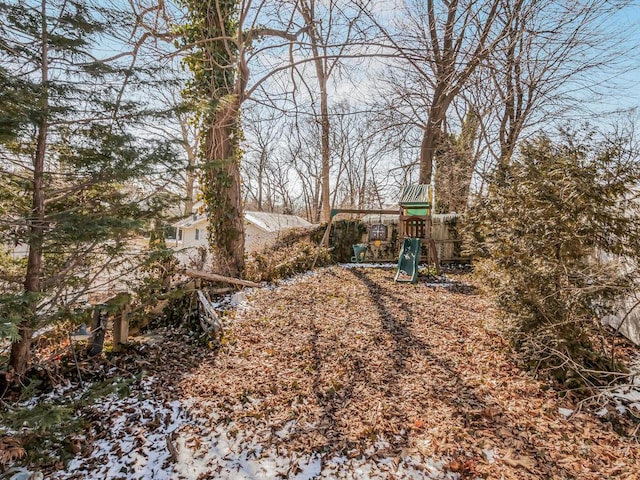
[433,111,478,213]
[180,117,197,216]
[419,120,439,184]
[299,0,332,222]
[203,98,245,277]
[319,78,331,222]
[359,154,368,208]
[184,159,196,217]
[419,87,449,185]
[184,177,195,216]
[257,152,264,211]
[11,0,48,377]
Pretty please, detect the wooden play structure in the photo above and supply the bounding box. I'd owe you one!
[319,184,439,283]
[395,184,439,282]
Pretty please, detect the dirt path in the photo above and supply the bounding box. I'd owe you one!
[59,266,639,479]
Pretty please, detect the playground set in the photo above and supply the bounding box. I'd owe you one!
[320,184,439,283]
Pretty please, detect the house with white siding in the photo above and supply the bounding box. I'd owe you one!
[173,209,314,253]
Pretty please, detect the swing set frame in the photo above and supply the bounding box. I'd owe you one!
[319,209,400,248]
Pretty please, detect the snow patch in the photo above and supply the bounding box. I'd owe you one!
[558,408,574,418]
[483,449,496,464]
[340,262,397,269]
[53,375,455,479]
[607,355,640,413]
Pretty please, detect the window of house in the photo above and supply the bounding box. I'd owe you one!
[178,229,183,241]
[195,228,200,240]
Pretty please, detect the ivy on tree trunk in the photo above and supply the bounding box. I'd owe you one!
[201,98,245,276]
[179,0,245,277]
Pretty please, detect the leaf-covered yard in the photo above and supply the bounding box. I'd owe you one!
[48,266,640,478]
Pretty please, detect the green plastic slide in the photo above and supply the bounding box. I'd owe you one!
[395,237,421,283]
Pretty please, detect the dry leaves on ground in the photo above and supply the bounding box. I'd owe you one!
[51,266,640,479]
[175,267,640,479]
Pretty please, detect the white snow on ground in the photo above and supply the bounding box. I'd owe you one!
[608,357,640,414]
[340,262,398,269]
[53,375,456,480]
[558,408,574,418]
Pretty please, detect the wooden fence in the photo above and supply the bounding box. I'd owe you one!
[349,213,469,264]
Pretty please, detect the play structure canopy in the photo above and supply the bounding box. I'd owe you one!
[399,184,432,216]
[399,184,432,205]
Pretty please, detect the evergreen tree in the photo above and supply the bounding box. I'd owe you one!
[0,0,175,379]
[467,130,640,384]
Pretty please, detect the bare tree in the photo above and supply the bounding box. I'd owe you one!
[329,101,388,209]
[362,0,638,209]
[286,117,324,221]
[364,0,506,184]
[243,107,284,212]
[143,78,200,216]
[181,119,199,215]
[290,0,364,222]
[480,0,638,177]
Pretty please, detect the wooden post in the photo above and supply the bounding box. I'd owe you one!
[320,217,334,248]
[430,239,440,274]
[113,304,130,352]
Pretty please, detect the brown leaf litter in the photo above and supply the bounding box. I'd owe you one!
[142,266,640,479]
[44,266,640,479]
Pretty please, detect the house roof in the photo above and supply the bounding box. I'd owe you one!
[399,184,432,206]
[173,213,207,228]
[245,211,313,233]
[174,209,313,233]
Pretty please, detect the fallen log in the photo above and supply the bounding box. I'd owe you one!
[183,269,261,288]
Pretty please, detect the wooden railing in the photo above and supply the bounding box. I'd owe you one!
[400,215,430,239]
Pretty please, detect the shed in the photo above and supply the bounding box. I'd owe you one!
[244,211,313,252]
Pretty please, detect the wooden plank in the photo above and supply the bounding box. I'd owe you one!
[183,269,261,288]
[429,238,440,272]
[330,208,399,218]
[113,304,130,351]
[197,290,223,336]
[87,307,108,357]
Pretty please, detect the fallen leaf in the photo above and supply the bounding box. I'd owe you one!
[502,449,536,471]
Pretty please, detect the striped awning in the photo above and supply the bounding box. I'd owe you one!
[399,184,432,206]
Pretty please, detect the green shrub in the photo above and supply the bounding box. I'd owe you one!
[466,131,640,385]
[327,220,367,262]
